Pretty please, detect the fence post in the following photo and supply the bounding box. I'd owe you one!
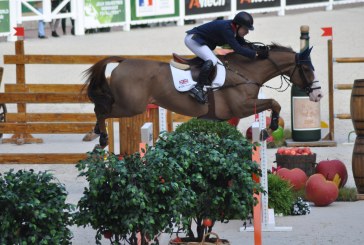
[327,39,334,141]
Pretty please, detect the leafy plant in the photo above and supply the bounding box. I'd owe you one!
[268,173,294,215]
[0,169,74,244]
[74,149,195,245]
[337,187,358,201]
[160,118,263,241]
[74,119,262,244]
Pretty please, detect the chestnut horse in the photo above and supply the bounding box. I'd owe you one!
[84,44,323,147]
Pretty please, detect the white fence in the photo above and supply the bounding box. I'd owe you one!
[1,0,363,41]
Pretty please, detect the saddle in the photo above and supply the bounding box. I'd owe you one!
[170,53,217,83]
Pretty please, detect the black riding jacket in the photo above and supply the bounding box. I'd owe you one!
[186,20,256,59]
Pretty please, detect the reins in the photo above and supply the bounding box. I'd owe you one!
[218,48,319,95]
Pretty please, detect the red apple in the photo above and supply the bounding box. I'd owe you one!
[228,117,240,127]
[277,148,285,155]
[246,126,252,140]
[305,174,339,206]
[104,230,113,239]
[315,159,348,188]
[276,168,308,190]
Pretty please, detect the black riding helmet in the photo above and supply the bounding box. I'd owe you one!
[233,11,254,31]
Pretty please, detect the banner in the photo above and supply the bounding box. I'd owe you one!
[286,0,327,5]
[185,0,231,16]
[237,0,280,10]
[0,0,10,34]
[84,0,125,27]
[131,0,179,20]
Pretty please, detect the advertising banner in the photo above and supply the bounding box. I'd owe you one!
[131,0,179,20]
[84,0,125,27]
[237,0,280,10]
[0,0,10,34]
[286,0,327,5]
[185,0,231,16]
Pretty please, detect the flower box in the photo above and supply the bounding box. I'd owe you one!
[275,153,316,176]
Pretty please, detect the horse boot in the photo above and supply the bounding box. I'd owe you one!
[188,60,214,104]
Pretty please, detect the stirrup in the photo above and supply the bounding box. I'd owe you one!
[189,87,206,104]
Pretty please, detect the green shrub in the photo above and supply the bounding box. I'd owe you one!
[0,169,74,244]
[74,149,195,245]
[160,119,263,240]
[337,187,358,201]
[75,119,263,244]
[268,173,294,215]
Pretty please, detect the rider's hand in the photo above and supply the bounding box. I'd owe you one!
[256,49,269,59]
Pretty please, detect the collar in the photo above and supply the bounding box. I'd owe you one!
[231,22,237,33]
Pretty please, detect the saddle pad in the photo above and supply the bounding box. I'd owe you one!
[170,60,226,92]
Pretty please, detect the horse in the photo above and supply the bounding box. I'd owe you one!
[83,43,323,147]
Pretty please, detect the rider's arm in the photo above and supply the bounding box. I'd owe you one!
[222,28,256,59]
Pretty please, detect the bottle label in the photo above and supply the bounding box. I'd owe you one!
[293,97,321,130]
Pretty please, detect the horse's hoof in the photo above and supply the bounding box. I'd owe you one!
[93,144,107,151]
[269,117,279,131]
[99,132,108,147]
[260,129,269,141]
[83,131,100,141]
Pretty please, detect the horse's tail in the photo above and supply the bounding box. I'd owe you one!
[83,56,124,117]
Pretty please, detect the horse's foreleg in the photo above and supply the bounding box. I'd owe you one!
[241,98,281,131]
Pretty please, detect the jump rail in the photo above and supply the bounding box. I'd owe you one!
[326,39,364,141]
[0,40,190,164]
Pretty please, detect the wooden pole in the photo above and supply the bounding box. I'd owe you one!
[328,39,334,141]
[334,57,364,63]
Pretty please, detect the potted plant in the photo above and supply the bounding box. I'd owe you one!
[74,119,263,244]
[0,169,74,244]
[147,119,263,243]
[74,149,195,245]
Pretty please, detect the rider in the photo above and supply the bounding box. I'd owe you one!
[185,11,269,103]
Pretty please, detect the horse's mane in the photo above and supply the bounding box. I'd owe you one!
[268,43,294,53]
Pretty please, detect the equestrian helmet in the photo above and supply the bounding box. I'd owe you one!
[233,11,254,30]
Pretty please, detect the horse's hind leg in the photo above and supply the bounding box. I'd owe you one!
[97,117,108,148]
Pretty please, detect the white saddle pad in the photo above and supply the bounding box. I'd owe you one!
[170,59,226,92]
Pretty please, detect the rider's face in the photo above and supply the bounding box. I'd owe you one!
[237,26,249,38]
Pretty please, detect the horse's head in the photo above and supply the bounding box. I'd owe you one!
[289,46,323,102]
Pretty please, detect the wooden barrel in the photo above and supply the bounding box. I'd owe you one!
[350,79,364,136]
[352,137,364,194]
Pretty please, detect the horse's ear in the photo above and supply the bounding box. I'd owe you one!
[299,46,313,60]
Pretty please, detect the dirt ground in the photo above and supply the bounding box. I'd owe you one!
[1,3,364,244]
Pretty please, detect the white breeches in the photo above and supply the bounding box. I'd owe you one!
[184,34,218,66]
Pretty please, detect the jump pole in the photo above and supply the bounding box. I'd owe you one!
[242,91,291,243]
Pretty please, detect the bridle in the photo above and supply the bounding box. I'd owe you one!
[293,53,321,95]
[265,52,321,95]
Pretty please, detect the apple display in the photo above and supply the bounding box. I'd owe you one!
[277,168,308,190]
[315,159,348,188]
[305,174,339,206]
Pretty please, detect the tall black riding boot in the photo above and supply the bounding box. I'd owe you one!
[188,60,214,104]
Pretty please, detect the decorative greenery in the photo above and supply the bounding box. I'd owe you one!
[74,149,195,245]
[75,119,262,244]
[169,118,263,240]
[337,187,358,201]
[0,169,74,244]
[268,173,294,215]
[291,197,311,215]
